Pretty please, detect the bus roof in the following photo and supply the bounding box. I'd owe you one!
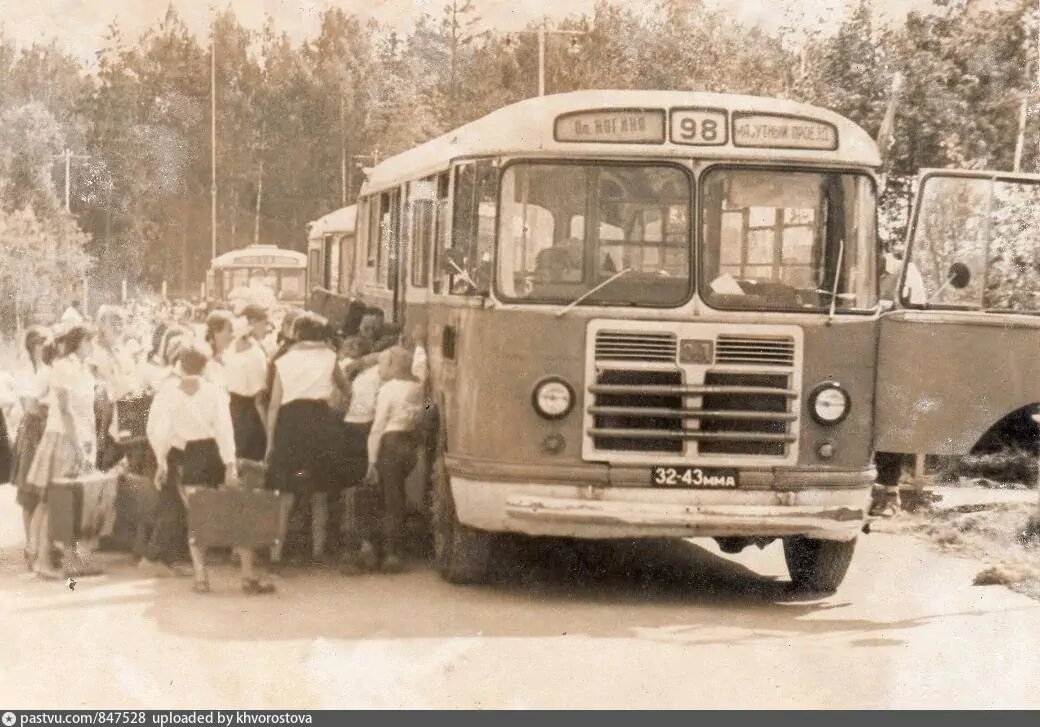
[308,204,357,241]
[361,90,881,194]
[211,244,306,269]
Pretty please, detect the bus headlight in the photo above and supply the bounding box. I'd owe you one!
[532,377,575,419]
[810,383,850,425]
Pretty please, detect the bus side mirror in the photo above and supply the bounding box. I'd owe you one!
[947,262,971,290]
[879,299,895,312]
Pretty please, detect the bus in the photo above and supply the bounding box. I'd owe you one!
[205,243,308,309]
[875,168,1040,502]
[343,90,887,591]
[306,204,358,294]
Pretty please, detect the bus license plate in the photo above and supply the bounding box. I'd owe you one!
[651,466,739,488]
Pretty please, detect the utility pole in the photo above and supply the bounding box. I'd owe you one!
[52,147,90,312]
[537,23,546,97]
[254,122,265,246]
[210,14,218,262]
[1014,96,1028,172]
[340,96,347,206]
[53,148,89,212]
[506,20,585,98]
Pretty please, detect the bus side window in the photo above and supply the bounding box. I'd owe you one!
[383,188,402,290]
[308,249,321,289]
[432,172,450,294]
[377,191,395,285]
[340,232,354,294]
[367,195,381,268]
[449,160,498,295]
[411,177,436,288]
[323,234,340,290]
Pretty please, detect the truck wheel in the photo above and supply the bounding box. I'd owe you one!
[431,448,494,584]
[783,536,856,592]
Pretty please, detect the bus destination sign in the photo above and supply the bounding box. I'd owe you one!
[554,109,666,144]
[732,113,838,150]
[232,255,300,266]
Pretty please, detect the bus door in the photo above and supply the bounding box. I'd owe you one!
[387,186,406,324]
[875,169,1040,456]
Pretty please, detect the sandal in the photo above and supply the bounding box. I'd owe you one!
[192,580,211,594]
[242,578,276,595]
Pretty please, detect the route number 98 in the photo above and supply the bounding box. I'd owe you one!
[670,109,728,146]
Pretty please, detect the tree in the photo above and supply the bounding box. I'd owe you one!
[0,102,66,217]
[0,205,92,329]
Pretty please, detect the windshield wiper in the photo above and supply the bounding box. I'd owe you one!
[826,239,845,323]
[555,268,633,318]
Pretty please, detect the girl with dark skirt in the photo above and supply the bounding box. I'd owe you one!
[265,312,345,566]
[10,328,54,566]
[205,309,268,462]
[147,343,274,595]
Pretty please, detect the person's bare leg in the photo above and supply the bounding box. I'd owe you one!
[30,504,59,579]
[272,493,294,564]
[311,492,328,561]
[178,486,209,591]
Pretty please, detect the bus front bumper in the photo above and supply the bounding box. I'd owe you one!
[451,479,870,542]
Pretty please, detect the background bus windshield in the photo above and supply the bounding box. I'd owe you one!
[497,162,691,306]
[701,168,877,312]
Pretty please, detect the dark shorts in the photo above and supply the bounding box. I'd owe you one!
[169,440,224,489]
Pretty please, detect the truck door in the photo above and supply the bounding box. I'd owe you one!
[875,169,1040,456]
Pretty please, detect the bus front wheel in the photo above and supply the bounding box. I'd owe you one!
[783,536,856,593]
[431,452,494,584]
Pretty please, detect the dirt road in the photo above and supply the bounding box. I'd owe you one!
[2,492,1038,709]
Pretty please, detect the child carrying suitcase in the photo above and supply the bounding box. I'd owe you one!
[146,343,275,595]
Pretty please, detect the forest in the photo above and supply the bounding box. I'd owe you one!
[0,0,1036,326]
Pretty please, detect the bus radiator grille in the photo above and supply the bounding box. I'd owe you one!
[591,370,684,453]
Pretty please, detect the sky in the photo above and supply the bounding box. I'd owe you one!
[0,0,943,64]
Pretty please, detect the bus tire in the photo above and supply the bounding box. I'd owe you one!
[431,451,493,585]
[783,536,856,593]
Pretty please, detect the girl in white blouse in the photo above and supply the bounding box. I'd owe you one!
[363,345,424,572]
[206,309,268,461]
[11,328,54,567]
[25,325,98,580]
[147,343,274,595]
[265,312,346,566]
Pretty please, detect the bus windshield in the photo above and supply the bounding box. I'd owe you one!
[497,162,692,307]
[906,174,1040,312]
[701,168,877,312]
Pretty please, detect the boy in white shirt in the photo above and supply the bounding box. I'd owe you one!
[147,344,274,595]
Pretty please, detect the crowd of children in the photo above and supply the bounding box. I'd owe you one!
[0,299,429,595]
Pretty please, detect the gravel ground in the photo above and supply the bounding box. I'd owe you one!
[874,498,1040,601]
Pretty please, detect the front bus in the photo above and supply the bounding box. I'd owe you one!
[359,92,881,591]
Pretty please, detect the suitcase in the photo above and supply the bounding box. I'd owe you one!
[49,471,121,546]
[185,488,289,550]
